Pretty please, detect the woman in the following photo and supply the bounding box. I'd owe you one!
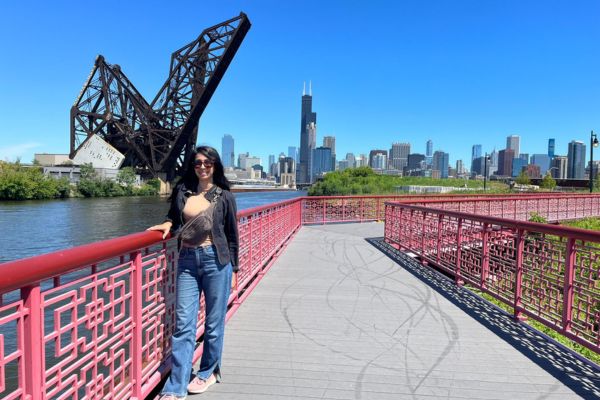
[148,146,239,400]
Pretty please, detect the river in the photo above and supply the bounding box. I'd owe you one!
[0,190,306,263]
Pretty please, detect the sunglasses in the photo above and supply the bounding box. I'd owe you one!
[193,159,214,168]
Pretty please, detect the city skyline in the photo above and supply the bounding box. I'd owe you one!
[1,1,598,170]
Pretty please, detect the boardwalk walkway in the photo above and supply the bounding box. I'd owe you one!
[191,222,600,400]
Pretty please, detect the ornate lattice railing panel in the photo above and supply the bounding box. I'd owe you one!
[384,200,600,355]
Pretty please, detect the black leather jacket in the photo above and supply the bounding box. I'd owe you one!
[165,183,239,271]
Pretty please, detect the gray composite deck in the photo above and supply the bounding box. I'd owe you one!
[191,222,600,400]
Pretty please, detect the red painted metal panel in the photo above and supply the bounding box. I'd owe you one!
[384,194,600,355]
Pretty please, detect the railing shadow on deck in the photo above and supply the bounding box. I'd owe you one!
[367,237,600,400]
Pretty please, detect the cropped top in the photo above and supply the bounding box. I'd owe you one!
[180,201,216,246]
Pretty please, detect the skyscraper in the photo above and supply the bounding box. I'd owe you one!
[426,140,433,165]
[306,122,317,182]
[567,140,586,179]
[323,136,336,170]
[471,144,482,161]
[506,135,520,157]
[531,154,551,175]
[298,82,317,183]
[548,139,555,158]
[497,149,515,176]
[432,151,449,178]
[221,134,234,168]
[312,147,333,177]
[389,143,410,170]
[551,156,568,179]
[288,146,298,163]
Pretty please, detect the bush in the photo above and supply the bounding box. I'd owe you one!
[0,161,71,200]
[540,173,556,190]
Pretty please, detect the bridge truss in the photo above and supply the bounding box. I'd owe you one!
[70,13,250,180]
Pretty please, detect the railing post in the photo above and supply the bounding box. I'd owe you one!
[130,250,143,399]
[480,223,490,289]
[22,284,43,400]
[513,228,526,321]
[455,218,464,285]
[562,238,576,332]
[322,198,326,225]
[420,211,426,256]
[249,215,253,272]
[436,214,442,264]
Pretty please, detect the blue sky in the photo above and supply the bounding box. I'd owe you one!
[1,0,598,168]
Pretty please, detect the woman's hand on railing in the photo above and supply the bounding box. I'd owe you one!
[147,221,173,239]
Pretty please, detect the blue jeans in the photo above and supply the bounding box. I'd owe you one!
[161,245,232,397]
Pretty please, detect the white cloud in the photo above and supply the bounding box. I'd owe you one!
[0,142,43,162]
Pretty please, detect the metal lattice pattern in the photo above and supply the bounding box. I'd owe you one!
[384,195,600,354]
[70,14,251,179]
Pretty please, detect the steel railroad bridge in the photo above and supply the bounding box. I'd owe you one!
[1,193,599,399]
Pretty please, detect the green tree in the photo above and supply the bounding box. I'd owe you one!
[539,173,556,190]
[515,171,531,185]
[117,167,136,195]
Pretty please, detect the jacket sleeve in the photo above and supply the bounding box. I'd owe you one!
[224,192,240,269]
[164,185,181,232]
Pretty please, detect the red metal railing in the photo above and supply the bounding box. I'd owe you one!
[1,192,599,399]
[384,197,600,354]
[301,192,586,224]
[0,198,301,400]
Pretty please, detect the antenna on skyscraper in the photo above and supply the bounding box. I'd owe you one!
[309,80,312,96]
[303,81,306,95]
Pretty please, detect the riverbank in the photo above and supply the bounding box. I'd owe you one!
[0,161,159,200]
[308,167,508,195]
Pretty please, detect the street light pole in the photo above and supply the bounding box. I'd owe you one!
[590,130,598,193]
[483,153,488,191]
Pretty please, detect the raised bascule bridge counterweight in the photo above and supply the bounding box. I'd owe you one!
[70,13,251,180]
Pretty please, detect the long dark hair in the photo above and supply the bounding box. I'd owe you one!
[178,145,231,192]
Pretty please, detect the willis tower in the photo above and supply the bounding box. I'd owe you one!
[298,81,317,184]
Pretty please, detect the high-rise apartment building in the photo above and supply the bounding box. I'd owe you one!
[369,150,388,169]
[548,139,555,159]
[567,140,586,179]
[389,142,410,170]
[432,151,449,178]
[221,134,235,168]
[371,153,387,170]
[298,82,317,183]
[507,135,520,157]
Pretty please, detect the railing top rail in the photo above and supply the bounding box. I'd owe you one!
[385,201,600,242]
[391,193,600,205]
[304,193,594,200]
[0,230,166,295]
[0,197,306,295]
[237,197,301,218]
